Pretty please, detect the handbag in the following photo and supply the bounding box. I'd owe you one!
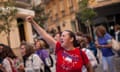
[112,39,120,51]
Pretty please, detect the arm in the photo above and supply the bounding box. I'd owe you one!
[100,42,112,48]
[85,62,94,72]
[26,16,57,48]
[0,64,6,72]
[95,40,112,48]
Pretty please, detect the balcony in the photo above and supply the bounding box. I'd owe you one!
[16,8,35,18]
[15,0,31,8]
[89,0,120,8]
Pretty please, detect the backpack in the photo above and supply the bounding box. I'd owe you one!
[25,54,44,72]
[112,39,120,51]
[44,55,54,72]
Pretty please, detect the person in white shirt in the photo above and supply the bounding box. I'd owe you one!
[114,24,120,56]
[19,42,44,72]
[80,38,98,72]
[1,45,17,72]
[114,24,120,42]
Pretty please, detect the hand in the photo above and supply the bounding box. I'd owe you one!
[96,44,102,48]
[0,64,6,72]
[0,64,2,68]
[18,63,24,71]
[26,16,34,23]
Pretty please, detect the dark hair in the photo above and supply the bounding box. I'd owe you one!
[80,38,87,48]
[20,42,34,58]
[0,44,5,47]
[75,32,83,36]
[115,24,120,30]
[83,35,92,43]
[64,30,78,47]
[2,45,16,59]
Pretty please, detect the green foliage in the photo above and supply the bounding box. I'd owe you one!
[76,0,97,24]
[0,0,17,33]
[0,0,17,46]
[32,5,48,28]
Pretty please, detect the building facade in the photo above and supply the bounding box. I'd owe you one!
[44,0,120,36]
[44,0,80,33]
[89,0,120,36]
[0,0,38,56]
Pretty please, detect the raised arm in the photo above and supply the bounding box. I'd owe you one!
[26,16,57,48]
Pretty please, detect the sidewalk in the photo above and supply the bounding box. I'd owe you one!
[95,56,120,72]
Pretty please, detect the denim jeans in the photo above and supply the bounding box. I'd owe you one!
[102,56,115,72]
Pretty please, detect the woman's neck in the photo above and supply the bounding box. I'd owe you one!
[64,45,75,51]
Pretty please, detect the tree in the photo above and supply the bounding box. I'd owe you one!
[76,0,97,24]
[32,4,48,28]
[0,0,17,47]
[76,0,97,36]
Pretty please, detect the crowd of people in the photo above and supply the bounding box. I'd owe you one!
[0,16,120,72]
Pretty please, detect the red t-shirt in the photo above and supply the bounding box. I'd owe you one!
[56,42,89,72]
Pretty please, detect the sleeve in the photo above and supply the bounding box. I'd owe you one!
[55,41,62,54]
[106,33,112,43]
[81,50,89,65]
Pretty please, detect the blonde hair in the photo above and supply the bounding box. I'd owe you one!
[35,39,46,48]
[96,25,106,36]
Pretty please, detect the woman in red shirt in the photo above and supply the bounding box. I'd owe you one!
[26,16,93,72]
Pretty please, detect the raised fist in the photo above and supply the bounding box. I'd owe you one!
[26,16,33,23]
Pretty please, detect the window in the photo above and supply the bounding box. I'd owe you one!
[71,20,76,32]
[53,5,57,15]
[67,0,74,14]
[59,0,65,17]
[77,0,82,3]
[69,6,74,14]
[17,18,26,42]
[59,0,64,11]
[67,0,73,8]
[62,10,65,17]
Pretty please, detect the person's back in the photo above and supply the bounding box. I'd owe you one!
[25,53,44,72]
[35,39,53,72]
[19,42,44,72]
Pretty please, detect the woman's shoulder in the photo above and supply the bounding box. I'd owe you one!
[31,53,39,58]
[82,48,92,53]
[105,33,112,38]
[3,58,9,63]
[27,53,39,60]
